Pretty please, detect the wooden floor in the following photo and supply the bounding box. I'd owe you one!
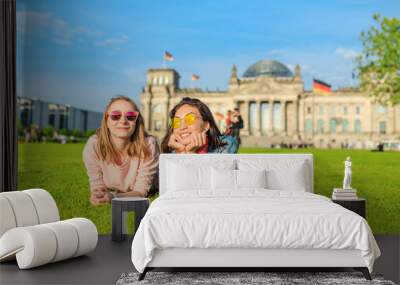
[0,235,398,285]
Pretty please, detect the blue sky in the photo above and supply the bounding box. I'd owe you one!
[17,0,400,112]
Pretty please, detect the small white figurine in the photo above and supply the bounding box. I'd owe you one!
[342,157,352,190]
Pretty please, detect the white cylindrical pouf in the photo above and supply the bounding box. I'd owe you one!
[65,218,98,257]
[0,196,17,237]
[0,226,57,269]
[0,192,39,227]
[42,221,79,262]
[23,189,60,223]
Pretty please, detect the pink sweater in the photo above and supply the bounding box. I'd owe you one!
[82,135,160,196]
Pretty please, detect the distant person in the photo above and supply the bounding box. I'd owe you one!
[377,142,384,152]
[224,110,233,135]
[161,97,238,153]
[30,124,39,142]
[83,96,159,206]
[24,127,31,143]
[231,107,243,145]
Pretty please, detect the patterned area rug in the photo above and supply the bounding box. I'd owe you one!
[116,271,396,285]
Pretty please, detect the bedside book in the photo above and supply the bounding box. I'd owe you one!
[332,195,358,200]
[333,188,357,193]
[332,188,358,200]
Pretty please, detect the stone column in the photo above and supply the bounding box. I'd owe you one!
[298,99,304,135]
[367,101,373,136]
[294,100,299,134]
[281,100,286,134]
[393,104,398,133]
[242,101,250,136]
[269,100,274,132]
[255,100,261,136]
[390,103,395,134]
[260,102,266,135]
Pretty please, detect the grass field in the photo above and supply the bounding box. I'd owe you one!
[18,143,400,234]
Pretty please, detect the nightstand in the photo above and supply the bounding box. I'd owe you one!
[111,197,150,242]
[332,198,366,218]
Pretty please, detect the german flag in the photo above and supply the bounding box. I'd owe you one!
[164,51,174,61]
[313,79,332,95]
[191,74,200,81]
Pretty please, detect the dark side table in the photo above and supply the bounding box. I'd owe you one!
[111,197,150,242]
[332,198,366,218]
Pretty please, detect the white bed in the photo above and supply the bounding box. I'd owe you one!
[131,154,380,280]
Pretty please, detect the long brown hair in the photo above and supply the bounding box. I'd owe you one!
[161,97,226,153]
[96,96,151,164]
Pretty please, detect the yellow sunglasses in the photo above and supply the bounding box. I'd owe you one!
[171,113,199,129]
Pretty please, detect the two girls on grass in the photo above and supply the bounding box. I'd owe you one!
[83,96,237,205]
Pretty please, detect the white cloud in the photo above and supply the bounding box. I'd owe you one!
[96,35,129,47]
[17,11,51,32]
[335,47,359,60]
[17,10,129,49]
[17,10,102,45]
[265,49,285,56]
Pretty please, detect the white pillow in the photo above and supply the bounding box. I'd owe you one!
[211,168,236,190]
[168,162,210,191]
[211,168,267,190]
[237,169,267,189]
[238,159,308,191]
[266,162,306,191]
[167,160,235,192]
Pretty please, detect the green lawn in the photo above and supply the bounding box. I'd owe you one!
[18,143,400,234]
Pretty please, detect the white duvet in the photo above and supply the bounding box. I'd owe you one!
[131,190,380,273]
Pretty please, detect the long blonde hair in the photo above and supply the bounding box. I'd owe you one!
[96,96,151,164]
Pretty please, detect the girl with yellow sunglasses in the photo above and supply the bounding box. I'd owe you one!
[161,97,238,154]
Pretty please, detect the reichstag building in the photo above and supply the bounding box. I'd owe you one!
[140,60,400,149]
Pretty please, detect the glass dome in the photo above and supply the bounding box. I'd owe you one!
[243,60,293,78]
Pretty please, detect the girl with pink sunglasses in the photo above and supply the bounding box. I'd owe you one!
[83,96,159,206]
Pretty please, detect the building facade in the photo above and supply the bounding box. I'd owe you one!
[17,97,102,132]
[140,60,400,149]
